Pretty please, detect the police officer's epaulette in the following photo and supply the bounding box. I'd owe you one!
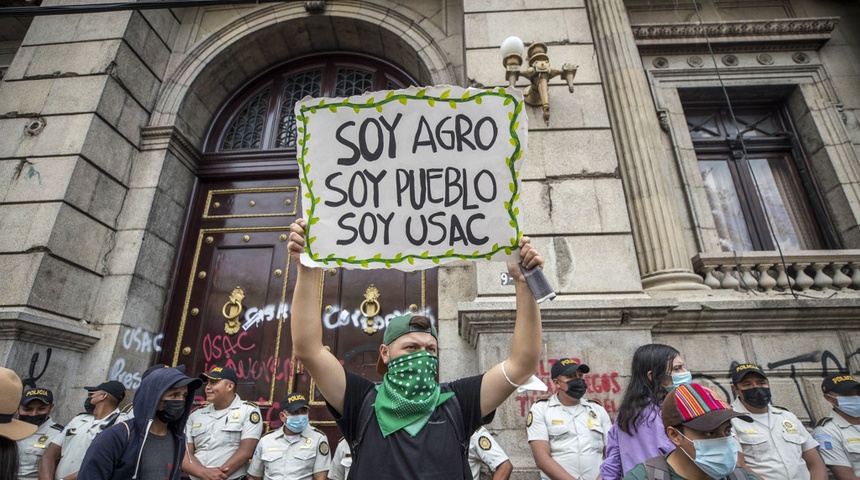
[51,422,65,431]
[190,402,210,412]
[120,403,134,414]
[587,398,603,406]
[312,427,324,435]
[74,412,89,417]
[534,398,549,404]
[771,404,790,412]
[263,428,280,437]
[816,417,833,427]
[244,400,259,408]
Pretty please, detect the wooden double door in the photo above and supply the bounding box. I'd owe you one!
[159,176,437,439]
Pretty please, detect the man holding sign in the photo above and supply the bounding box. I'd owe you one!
[288,85,543,479]
[288,219,542,479]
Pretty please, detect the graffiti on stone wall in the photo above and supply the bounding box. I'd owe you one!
[514,357,622,418]
[109,327,165,390]
[693,348,860,425]
[21,348,52,389]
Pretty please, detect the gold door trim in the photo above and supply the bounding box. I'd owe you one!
[172,225,291,408]
[203,186,299,219]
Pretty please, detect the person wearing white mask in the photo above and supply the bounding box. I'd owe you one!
[814,374,860,480]
[623,382,758,480]
[248,393,330,480]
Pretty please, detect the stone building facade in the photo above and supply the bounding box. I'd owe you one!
[1,0,858,477]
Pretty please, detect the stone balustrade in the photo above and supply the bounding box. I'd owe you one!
[692,251,860,292]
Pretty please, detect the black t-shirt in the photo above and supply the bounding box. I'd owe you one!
[327,368,487,480]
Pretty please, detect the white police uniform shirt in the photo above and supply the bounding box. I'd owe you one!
[526,394,611,480]
[468,426,509,480]
[186,394,263,480]
[730,398,818,480]
[52,409,120,480]
[814,411,860,476]
[328,438,352,480]
[248,424,331,480]
[17,416,63,479]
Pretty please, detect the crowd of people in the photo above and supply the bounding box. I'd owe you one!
[0,222,857,479]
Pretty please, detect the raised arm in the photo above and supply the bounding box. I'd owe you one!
[480,236,543,417]
[288,219,347,414]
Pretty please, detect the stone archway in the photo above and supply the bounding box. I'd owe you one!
[148,1,459,149]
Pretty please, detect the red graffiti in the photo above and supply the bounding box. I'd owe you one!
[202,332,256,362]
[203,356,293,383]
[585,372,621,394]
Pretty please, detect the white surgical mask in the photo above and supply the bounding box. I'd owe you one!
[678,431,739,479]
[833,395,860,418]
[671,371,693,389]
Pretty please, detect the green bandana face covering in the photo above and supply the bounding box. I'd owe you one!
[374,350,454,437]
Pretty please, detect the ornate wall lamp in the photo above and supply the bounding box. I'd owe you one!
[500,36,577,126]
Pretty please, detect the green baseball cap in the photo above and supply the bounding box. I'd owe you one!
[382,314,437,345]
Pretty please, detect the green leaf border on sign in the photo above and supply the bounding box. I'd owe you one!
[296,88,523,268]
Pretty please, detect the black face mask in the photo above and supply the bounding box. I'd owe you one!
[561,378,588,400]
[741,387,772,409]
[18,413,48,426]
[156,400,186,423]
[84,397,97,414]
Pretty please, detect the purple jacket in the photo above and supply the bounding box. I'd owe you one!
[599,403,675,480]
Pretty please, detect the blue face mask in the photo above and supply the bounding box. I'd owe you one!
[285,414,309,433]
[835,395,860,418]
[671,371,693,389]
[678,431,739,478]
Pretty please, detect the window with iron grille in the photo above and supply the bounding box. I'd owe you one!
[207,56,414,154]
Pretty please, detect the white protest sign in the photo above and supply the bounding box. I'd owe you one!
[295,85,527,270]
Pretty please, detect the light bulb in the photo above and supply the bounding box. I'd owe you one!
[500,36,525,58]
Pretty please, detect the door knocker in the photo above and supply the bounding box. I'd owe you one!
[359,284,381,335]
[222,286,245,335]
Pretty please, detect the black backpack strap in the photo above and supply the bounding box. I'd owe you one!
[352,388,378,458]
[101,411,121,430]
[643,456,671,480]
[438,384,471,479]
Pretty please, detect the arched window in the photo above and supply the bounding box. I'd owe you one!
[205,55,415,155]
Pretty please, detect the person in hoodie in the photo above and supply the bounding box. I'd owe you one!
[76,366,202,480]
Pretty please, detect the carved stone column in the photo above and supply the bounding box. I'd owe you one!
[587,0,707,290]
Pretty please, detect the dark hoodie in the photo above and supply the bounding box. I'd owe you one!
[77,367,197,480]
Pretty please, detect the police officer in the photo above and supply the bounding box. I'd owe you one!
[16,387,63,480]
[729,363,827,480]
[527,358,611,480]
[328,438,351,480]
[813,373,860,479]
[183,366,263,480]
[248,393,330,480]
[39,380,125,480]
[468,426,513,480]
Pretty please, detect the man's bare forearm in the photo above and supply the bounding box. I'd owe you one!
[506,279,542,383]
[290,264,323,359]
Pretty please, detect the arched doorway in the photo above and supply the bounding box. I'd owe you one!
[158,54,439,437]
